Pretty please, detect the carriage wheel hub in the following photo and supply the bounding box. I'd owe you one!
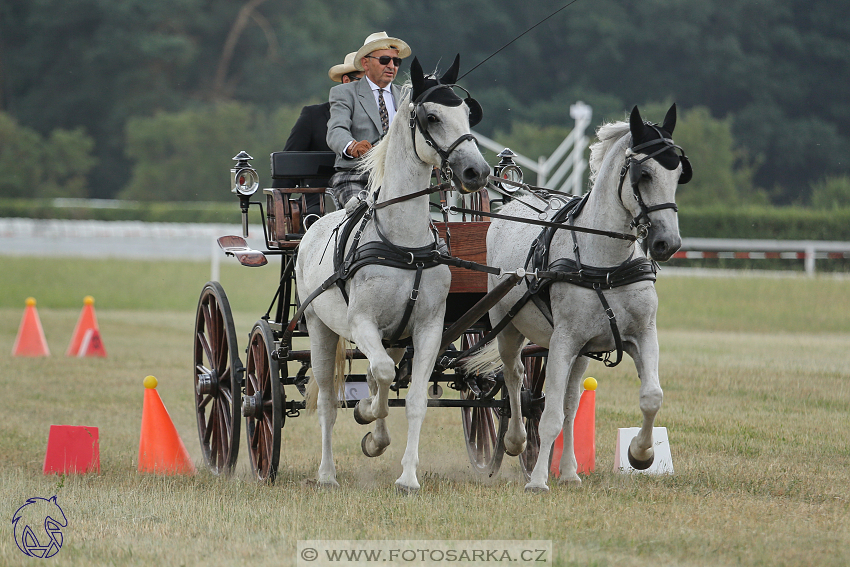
[242,390,263,418]
[197,371,218,396]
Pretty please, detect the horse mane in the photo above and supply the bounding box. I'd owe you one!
[588,120,632,185]
[358,81,414,194]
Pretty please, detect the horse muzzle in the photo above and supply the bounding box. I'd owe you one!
[646,230,681,262]
[450,157,490,194]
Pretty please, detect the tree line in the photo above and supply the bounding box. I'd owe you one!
[1,0,848,208]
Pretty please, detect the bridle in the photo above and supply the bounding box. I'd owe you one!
[408,83,482,183]
[618,122,692,238]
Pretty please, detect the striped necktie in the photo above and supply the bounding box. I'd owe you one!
[377,88,389,134]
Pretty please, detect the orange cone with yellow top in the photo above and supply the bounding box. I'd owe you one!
[138,376,196,475]
[551,376,597,476]
[66,296,106,357]
[12,298,50,357]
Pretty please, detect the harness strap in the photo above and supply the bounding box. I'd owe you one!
[447,205,638,242]
[387,263,424,345]
[589,284,624,367]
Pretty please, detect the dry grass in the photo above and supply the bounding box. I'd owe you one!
[1,265,849,566]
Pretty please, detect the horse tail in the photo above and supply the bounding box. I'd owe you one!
[304,336,350,410]
[460,340,504,376]
[333,337,350,404]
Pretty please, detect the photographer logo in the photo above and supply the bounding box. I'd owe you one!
[12,496,67,558]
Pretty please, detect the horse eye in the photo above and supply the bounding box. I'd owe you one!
[427,114,439,124]
[641,170,652,181]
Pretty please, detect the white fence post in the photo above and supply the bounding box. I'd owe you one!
[805,245,816,277]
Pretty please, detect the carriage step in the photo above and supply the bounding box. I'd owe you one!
[217,235,268,267]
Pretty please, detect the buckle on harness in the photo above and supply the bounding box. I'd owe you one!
[605,308,615,320]
[409,288,420,301]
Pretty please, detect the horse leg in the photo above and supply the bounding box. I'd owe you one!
[624,332,663,469]
[361,348,405,458]
[349,322,396,426]
[526,331,580,492]
[557,356,590,485]
[394,324,444,493]
[306,315,342,488]
[496,325,528,457]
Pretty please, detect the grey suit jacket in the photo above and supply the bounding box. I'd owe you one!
[326,79,405,169]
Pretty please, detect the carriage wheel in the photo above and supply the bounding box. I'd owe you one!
[243,320,283,482]
[460,332,507,476]
[193,282,242,476]
[518,352,547,481]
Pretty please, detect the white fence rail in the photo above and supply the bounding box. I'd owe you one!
[677,238,850,276]
[2,218,849,277]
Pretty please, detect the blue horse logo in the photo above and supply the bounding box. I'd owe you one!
[12,496,67,558]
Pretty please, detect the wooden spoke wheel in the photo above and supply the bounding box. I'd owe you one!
[193,282,242,476]
[460,332,507,476]
[243,320,283,482]
[518,352,547,481]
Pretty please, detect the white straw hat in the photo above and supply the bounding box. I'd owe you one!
[328,52,359,82]
[353,31,411,71]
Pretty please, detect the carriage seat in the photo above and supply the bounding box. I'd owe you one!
[265,151,336,249]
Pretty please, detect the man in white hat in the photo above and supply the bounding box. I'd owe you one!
[276,52,363,220]
[326,31,411,209]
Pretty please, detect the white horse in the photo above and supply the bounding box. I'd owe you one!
[295,55,489,491]
[469,104,690,491]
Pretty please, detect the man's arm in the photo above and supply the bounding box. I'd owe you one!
[326,83,357,160]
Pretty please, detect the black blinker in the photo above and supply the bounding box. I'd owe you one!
[679,155,692,184]
[467,97,483,127]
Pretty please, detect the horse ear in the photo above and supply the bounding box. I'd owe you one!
[440,54,460,85]
[662,103,677,134]
[630,106,646,139]
[411,57,425,99]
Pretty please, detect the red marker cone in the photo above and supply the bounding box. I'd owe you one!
[551,377,597,477]
[138,376,196,475]
[12,298,50,357]
[77,328,107,358]
[67,296,105,357]
[43,425,100,474]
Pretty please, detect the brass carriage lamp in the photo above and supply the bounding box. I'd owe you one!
[494,148,523,199]
[231,151,259,237]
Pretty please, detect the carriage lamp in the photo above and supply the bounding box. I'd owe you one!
[494,148,523,195]
[231,151,259,237]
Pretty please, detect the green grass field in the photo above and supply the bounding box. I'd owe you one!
[1,257,848,566]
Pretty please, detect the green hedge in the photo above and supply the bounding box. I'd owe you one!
[678,206,850,241]
[2,199,850,241]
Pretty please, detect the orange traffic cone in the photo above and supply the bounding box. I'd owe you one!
[67,296,105,357]
[138,376,196,475]
[551,377,597,477]
[12,298,50,357]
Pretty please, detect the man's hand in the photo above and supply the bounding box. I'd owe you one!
[349,140,373,158]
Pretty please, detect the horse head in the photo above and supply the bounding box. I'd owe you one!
[625,104,689,261]
[408,54,489,193]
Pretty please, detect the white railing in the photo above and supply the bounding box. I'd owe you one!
[677,238,850,276]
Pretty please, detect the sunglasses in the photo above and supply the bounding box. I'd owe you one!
[366,55,403,67]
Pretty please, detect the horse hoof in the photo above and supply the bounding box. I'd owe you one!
[628,448,654,470]
[361,432,387,458]
[353,403,371,425]
[317,480,340,490]
[524,483,550,494]
[504,440,526,457]
[558,476,582,487]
